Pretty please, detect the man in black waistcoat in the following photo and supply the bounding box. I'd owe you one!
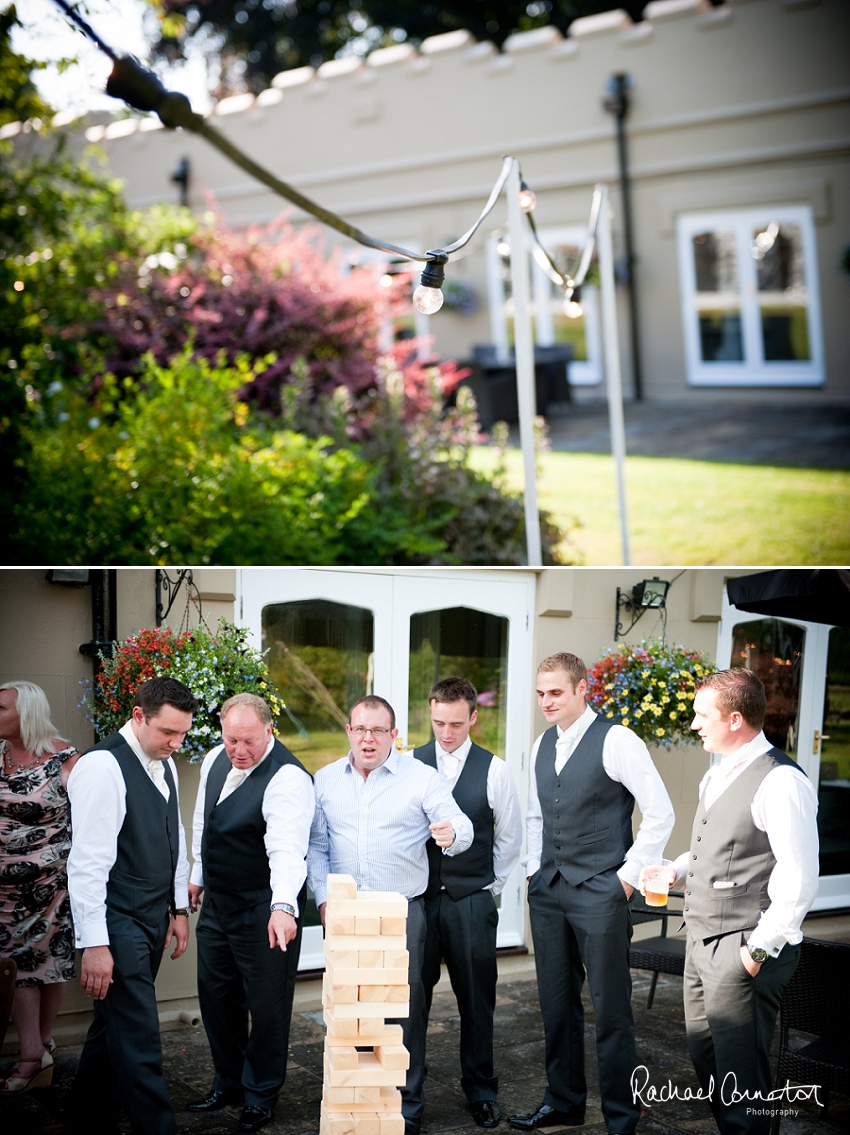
[641,669,819,1135]
[67,676,198,1135]
[510,653,674,1135]
[414,677,522,1129]
[187,693,313,1134]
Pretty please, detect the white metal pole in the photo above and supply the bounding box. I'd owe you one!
[597,182,631,566]
[506,159,543,568]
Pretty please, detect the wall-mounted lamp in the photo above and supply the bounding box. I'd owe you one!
[614,576,670,641]
[45,569,91,586]
[171,156,191,209]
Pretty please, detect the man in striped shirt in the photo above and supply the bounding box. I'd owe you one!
[308,695,474,1135]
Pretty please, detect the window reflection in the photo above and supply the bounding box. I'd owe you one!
[818,627,850,878]
[692,231,744,362]
[752,223,810,361]
[730,619,804,759]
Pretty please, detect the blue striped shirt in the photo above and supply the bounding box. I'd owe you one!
[307,748,474,905]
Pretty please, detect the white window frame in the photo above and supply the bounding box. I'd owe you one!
[677,206,824,387]
[485,227,603,386]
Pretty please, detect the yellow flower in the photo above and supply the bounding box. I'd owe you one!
[656,728,665,736]
[622,718,630,727]
[669,711,677,719]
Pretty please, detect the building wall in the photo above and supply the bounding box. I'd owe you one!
[62,0,850,401]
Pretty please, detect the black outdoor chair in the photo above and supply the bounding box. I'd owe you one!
[1,957,17,1051]
[770,936,850,1135]
[628,892,686,1008]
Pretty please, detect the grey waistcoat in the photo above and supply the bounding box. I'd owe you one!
[682,746,800,941]
[536,715,633,886]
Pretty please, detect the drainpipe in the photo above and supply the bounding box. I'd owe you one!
[79,568,118,679]
[603,72,644,402]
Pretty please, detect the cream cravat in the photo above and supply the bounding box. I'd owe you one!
[217,765,247,804]
[554,732,574,775]
[440,750,462,787]
[147,759,169,800]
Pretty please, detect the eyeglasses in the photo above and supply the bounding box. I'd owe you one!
[349,726,391,736]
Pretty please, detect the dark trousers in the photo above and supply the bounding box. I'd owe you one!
[392,896,427,1132]
[528,868,639,1135]
[422,888,499,1102]
[69,910,175,1135]
[684,931,800,1135]
[196,896,303,1109]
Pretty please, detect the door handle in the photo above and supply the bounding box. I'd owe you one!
[813,730,831,754]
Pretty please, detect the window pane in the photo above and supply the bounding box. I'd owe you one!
[730,619,805,760]
[693,230,738,293]
[262,598,374,775]
[818,627,850,878]
[408,606,509,758]
[698,311,744,362]
[752,224,810,361]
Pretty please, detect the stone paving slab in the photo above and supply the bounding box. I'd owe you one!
[1,970,847,1135]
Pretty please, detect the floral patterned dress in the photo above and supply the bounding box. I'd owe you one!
[0,742,77,985]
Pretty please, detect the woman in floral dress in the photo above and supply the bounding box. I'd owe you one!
[0,681,79,1094]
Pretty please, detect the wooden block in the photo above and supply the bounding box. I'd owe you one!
[358,985,388,1003]
[385,984,410,1003]
[321,1104,355,1135]
[328,966,409,987]
[327,915,357,937]
[381,949,409,970]
[374,1045,410,1071]
[355,916,382,936]
[324,1010,359,1036]
[357,1021,404,1045]
[353,1113,381,1135]
[328,1088,401,1113]
[381,917,407,936]
[327,875,358,901]
[380,1115,405,1135]
[328,1000,409,1019]
[354,1087,383,1104]
[358,950,383,968]
[324,945,360,969]
[332,895,408,918]
[323,976,358,1004]
[325,1087,357,1104]
[328,1045,360,1070]
[323,1052,408,1088]
[330,935,407,952]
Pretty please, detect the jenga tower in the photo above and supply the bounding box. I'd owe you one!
[320,874,411,1135]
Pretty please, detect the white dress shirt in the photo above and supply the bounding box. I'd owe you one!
[307,747,474,907]
[524,705,675,888]
[434,737,522,895]
[190,737,314,915]
[67,720,190,949]
[671,730,819,956]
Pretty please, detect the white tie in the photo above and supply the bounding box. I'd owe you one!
[440,751,462,787]
[147,759,169,800]
[217,766,247,804]
[554,733,574,775]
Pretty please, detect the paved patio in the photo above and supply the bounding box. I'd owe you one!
[523,400,850,468]
[3,951,847,1135]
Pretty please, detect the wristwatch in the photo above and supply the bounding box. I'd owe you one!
[173,907,190,918]
[747,944,769,964]
[271,902,297,918]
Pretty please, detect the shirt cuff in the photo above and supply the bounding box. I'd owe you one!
[747,929,788,958]
[271,887,300,916]
[617,860,641,889]
[74,918,110,949]
[524,858,541,877]
[174,883,190,908]
[189,865,204,888]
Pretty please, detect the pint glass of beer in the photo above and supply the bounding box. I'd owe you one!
[643,861,674,907]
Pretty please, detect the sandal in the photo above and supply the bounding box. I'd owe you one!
[0,1051,54,1093]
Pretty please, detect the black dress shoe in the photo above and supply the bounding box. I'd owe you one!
[187,1087,245,1112]
[509,1104,586,1130]
[473,1100,501,1128]
[239,1104,274,1132]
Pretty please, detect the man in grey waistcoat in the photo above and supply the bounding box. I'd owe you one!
[187,693,314,1134]
[510,653,674,1135]
[67,676,198,1135]
[641,669,819,1135]
[414,677,522,1129]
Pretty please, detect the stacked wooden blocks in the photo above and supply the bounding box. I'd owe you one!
[320,874,411,1135]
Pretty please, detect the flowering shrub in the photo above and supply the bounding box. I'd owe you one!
[85,619,285,762]
[586,639,716,749]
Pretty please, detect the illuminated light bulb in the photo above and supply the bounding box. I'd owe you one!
[496,239,511,257]
[380,273,394,288]
[564,284,583,319]
[518,182,537,213]
[413,285,444,315]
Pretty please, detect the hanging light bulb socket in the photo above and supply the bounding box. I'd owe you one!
[564,283,583,319]
[519,180,537,213]
[413,249,449,315]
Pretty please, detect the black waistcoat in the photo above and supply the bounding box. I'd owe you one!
[83,731,179,929]
[414,740,495,901]
[536,716,634,886]
[202,737,308,914]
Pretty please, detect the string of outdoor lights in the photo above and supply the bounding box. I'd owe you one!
[51,0,600,318]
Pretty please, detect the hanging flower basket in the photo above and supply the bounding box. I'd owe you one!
[586,639,716,750]
[83,618,285,762]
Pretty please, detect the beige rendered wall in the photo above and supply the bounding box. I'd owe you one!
[63,0,850,400]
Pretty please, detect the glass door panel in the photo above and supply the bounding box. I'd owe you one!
[692,230,744,363]
[753,223,811,362]
[730,618,805,760]
[817,627,850,880]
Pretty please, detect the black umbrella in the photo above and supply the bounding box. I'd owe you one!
[727,569,850,628]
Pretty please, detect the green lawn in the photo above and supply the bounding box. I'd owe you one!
[470,447,850,565]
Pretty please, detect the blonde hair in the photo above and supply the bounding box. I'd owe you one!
[220,692,272,726]
[0,681,70,756]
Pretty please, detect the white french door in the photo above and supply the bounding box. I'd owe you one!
[239,568,536,968]
[717,589,849,911]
